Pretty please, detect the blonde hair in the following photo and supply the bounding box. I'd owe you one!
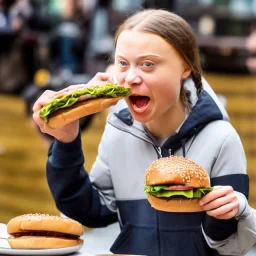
[114,9,203,111]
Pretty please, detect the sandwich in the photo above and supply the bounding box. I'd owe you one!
[144,156,212,212]
[39,83,131,129]
[7,213,84,249]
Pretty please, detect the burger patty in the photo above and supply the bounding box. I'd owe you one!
[166,185,195,190]
[11,231,79,239]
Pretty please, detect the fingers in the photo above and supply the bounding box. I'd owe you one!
[201,191,237,211]
[32,111,52,133]
[90,72,112,83]
[200,186,232,205]
[87,72,113,87]
[32,90,56,112]
[206,202,239,219]
[200,186,239,219]
[32,90,58,134]
[54,84,85,99]
[54,72,113,98]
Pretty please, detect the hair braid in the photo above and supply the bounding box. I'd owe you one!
[191,72,203,97]
[180,83,192,113]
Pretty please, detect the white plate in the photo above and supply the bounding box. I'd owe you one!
[0,243,83,255]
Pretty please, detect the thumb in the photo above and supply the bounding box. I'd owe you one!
[91,72,112,82]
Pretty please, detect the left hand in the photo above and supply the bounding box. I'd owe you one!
[199,186,239,219]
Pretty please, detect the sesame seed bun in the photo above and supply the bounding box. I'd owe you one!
[145,156,209,187]
[145,156,210,212]
[7,213,84,249]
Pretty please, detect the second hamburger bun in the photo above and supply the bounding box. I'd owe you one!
[47,97,122,129]
[8,236,83,249]
[7,213,84,249]
[145,156,209,188]
[7,213,84,235]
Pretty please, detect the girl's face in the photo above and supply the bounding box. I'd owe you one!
[114,29,191,124]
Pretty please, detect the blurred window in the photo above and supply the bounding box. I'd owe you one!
[48,0,62,18]
[111,0,145,12]
[175,0,256,36]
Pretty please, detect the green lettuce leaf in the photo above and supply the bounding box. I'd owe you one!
[144,185,212,199]
[39,84,131,122]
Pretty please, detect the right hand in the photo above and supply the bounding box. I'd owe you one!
[33,89,80,143]
[32,72,113,143]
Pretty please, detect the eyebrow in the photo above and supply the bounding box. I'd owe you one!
[137,53,162,58]
[116,53,162,59]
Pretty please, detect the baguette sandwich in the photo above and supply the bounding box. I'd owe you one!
[39,83,131,129]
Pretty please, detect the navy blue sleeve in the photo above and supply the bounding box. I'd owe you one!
[46,132,118,228]
[202,174,249,241]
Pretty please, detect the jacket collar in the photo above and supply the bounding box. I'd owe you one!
[112,79,227,156]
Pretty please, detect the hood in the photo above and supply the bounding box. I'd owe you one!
[114,78,229,156]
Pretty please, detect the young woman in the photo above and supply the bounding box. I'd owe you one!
[33,9,251,256]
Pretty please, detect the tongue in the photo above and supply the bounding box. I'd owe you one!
[132,96,149,108]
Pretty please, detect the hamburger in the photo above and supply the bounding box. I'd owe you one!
[39,83,131,129]
[144,156,212,212]
[7,213,84,249]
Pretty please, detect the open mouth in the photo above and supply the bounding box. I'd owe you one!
[129,95,150,113]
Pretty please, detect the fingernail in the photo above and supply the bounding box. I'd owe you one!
[199,201,204,206]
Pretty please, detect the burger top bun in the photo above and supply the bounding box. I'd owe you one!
[7,213,84,236]
[145,156,210,188]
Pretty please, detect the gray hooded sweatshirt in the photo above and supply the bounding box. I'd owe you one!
[47,78,250,256]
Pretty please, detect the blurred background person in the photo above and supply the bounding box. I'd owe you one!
[22,0,96,149]
[246,31,256,72]
[0,0,32,94]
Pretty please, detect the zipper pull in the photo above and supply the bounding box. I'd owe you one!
[157,147,162,157]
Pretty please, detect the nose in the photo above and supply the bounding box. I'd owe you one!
[125,67,142,85]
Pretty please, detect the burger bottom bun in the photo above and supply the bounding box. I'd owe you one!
[147,194,203,212]
[47,97,123,129]
[8,236,83,249]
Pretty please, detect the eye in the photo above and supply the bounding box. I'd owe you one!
[119,60,127,67]
[142,61,154,67]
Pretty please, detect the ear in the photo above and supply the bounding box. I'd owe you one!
[181,63,191,80]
